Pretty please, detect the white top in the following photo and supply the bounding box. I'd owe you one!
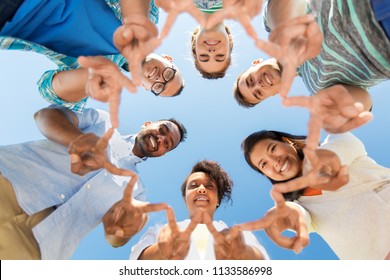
[294,132,390,259]
[130,219,270,260]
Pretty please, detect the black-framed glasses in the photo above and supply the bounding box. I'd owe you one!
[151,66,177,96]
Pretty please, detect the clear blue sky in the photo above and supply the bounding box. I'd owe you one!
[1,10,390,260]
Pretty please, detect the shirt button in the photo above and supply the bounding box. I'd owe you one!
[86,184,91,189]
[104,172,108,176]
[60,194,65,199]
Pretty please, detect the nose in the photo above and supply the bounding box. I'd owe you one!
[157,134,166,144]
[208,47,216,53]
[197,184,207,194]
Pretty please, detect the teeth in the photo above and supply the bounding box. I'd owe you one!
[148,68,157,79]
[149,136,156,150]
[281,159,288,172]
[265,74,272,85]
[195,197,208,201]
[205,40,219,45]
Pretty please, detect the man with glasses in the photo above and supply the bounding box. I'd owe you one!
[0,105,187,259]
[141,53,184,97]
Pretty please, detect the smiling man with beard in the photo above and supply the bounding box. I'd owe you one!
[0,105,187,259]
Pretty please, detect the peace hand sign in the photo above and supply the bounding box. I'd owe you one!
[238,190,309,253]
[205,0,264,40]
[113,20,160,86]
[78,56,136,128]
[103,171,168,247]
[155,0,205,39]
[157,207,201,259]
[68,127,120,175]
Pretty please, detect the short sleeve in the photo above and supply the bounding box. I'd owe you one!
[130,224,164,260]
[318,133,367,167]
[37,69,88,113]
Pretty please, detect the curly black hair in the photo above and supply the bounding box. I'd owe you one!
[181,160,233,207]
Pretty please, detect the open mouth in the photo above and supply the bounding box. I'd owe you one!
[280,158,289,173]
[261,73,273,87]
[194,196,209,203]
[147,135,157,151]
[148,67,158,80]
[204,40,220,46]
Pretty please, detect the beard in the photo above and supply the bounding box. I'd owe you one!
[134,131,158,158]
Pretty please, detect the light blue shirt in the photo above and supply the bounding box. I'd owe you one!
[0,106,146,259]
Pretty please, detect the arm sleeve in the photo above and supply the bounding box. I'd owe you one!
[130,224,164,260]
[37,69,88,113]
[242,231,270,260]
[318,133,367,167]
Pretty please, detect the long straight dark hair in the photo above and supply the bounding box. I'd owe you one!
[241,130,307,201]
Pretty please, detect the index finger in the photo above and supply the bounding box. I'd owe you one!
[166,206,179,232]
[204,10,226,30]
[237,14,258,40]
[138,202,169,214]
[273,175,309,193]
[187,5,206,27]
[96,127,115,151]
[121,172,139,202]
[108,89,121,128]
[159,12,179,40]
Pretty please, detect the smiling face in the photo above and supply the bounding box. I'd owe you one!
[184,172,219,219]
[237,58,282,105]
[249,138,302,182]
[133,120,181,158]
[194,23,232,74]
[141,54,183,97]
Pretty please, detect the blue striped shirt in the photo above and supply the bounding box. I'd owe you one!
[264,0,390,95]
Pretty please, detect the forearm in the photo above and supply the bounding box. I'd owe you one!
[138,244,164,260]
[120,0,151,20]
[266,0,307,30]
[34,107,82,147]
[52,68,89,102]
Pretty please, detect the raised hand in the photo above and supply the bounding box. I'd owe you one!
[204,213,249,259]
[155,0,205,39]
[238,190,309,253]
[103,172,168,247]
[113,20,160,86]
[157,207,201,259]
[256,14,323,97]
[283,84,373,148]
[273,148,349,193]
[205,0,264,40]
[68,128,115,175]
[78,56,136,128]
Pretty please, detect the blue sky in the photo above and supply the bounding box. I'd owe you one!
[1,10,390,260]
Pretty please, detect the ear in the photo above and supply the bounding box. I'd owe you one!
[142,121,152,129]
[252,58,264,66]
[161,54,173,62]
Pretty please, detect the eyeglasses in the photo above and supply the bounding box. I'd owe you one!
[151,66,177,96]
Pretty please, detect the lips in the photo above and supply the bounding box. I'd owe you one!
[194,195,209,203]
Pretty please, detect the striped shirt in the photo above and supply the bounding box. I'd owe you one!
[194,0,223,13]
[264,0,390,95]
[0,0,159,112]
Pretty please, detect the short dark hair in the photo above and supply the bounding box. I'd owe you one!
[241,130,307,201]
[172,82,185,97]
[180,160,233,207]
[160,118,187,143]
[233,73,257,108]
[191,25,234,80]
